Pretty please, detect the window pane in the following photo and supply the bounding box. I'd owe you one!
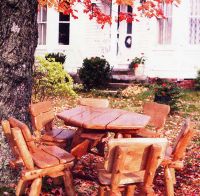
[189,0,200,44]
[158,3,172,44]
[42,6,47,22]
[42,24,46,45]
[59,23,70,45]
[190,18,200,44]
[38,24,42,45]
[59,13,70,21]
[38,23,46,45]
[38,9,42,22]
[37,5,47,45]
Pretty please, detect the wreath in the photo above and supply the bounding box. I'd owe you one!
[125,36,132,48]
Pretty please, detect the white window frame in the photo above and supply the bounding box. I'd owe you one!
[37,6,47,45]
[157,3,173,45]
[189,0,200,45]
[58,12,70,45]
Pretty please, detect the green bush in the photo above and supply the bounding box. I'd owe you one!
[45,52,66,64]
[33,57,76,100]
[78,57,112,90]
[195,70,200,90]
[153,78,182,112]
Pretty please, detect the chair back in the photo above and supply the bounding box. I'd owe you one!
[2,120,19,158]
[105,138,168,173]
[78,98,109,108]
[172,119,195,161]
[29,101,54,131]
[143,102,170,130]
[8,117,37,152]
[11,127,34,170]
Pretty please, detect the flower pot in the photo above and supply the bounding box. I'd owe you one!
[134,64,144,76]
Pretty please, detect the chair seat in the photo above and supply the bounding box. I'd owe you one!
[32,146,74,168]
[135,127,160,138]
[81,132,106,140]
[40,145,75,163]
[32,149,60,168]
[41,128,76,142]
[98,169,145,185]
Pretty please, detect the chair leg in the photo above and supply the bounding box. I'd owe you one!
[140,185,155,196]
[63,169,75,196]
[98,185,107,196]
[164,166,174,196]
[29,177,42,196]
[126,185,136,196]
[16,178,27,196]
[71,128,83,148]
[170,168,176,184]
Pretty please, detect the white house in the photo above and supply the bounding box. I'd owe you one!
[35,0,200,79]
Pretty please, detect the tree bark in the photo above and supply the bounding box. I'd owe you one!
[0,0,38,125]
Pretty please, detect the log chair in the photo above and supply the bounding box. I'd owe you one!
[97,137,168,195]
[114,102,170,139]
[9,117,75,196]
[1,120,23,169]
[161,118,196,196]
[135,102,170,138]
[29,101,76,148]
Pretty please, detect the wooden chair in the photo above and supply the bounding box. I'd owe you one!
[136,102,170,138]
[70,98,109,158]
[1,120,23,169]
[29,101,76,148]
[8,117,75,196]
[162,118,196,196]
[98,138,168,195]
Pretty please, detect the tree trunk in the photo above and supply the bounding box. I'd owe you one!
[0,0,38,125]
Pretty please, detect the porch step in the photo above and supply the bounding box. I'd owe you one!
[108,83,131,89]
[112,74,136,83]
[111,68,133,75]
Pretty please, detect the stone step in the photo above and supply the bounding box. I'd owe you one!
[111,68,133,75]
[108,83,131,89]
[112,74,136,83]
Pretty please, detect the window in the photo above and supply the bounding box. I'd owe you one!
[37,6,47,45]
[157,3,172,44]
[189,0,200,44]
[59,13,70,45]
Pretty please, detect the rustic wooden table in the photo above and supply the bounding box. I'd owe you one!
[57,106,151,135]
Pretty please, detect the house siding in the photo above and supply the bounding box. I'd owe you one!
[35,0,200,79]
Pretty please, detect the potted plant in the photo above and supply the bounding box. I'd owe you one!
[129,54,146,76]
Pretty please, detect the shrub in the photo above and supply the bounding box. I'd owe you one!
[78,57,112,90]
[153,78,182,112]
[195,70,200,90]
[33,57,76,100]
[45,52,66,64]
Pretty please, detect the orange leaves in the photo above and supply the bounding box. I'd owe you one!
[37,0,181,25]
[115,0,133,6]
[38,0,59,7]
[38,0,47,6]
[82,0,112,26]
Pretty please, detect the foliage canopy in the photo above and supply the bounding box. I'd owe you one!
[38,0,181,26]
